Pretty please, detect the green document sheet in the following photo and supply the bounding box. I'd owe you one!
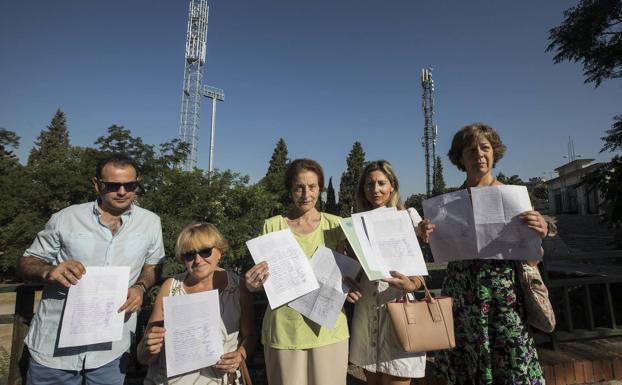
[339,217,387,281]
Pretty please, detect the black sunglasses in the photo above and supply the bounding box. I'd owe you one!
[98,180,140,193]
[181,247,213,262]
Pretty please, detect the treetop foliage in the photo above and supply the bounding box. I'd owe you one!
[547,0,622,87]
[338,141,365,216]
[28,109,70,168]
[261,138,291,214]
[432,155,446,196]
[0,110,277,280]
[324,177,338,215]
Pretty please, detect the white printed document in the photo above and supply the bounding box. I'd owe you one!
[246,229,319,309]
[423,190,478,262]
[365,209,428,276]
[163,290,223,378]
[288,246,361,329]
[58,266,129,348]
[423,185,541,262]
[350,209,428,279]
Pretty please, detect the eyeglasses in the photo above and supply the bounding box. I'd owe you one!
[98,180,140,193]
[181,247,213,262]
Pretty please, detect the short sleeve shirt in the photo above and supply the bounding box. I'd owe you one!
[260,212,348,349]
[24,201,165,370]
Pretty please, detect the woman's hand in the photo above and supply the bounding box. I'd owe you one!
[416,220,435,243]
[383,271,423,292]
[245,261,269,292]
[142,325,166,356]
[344,276,362,303]
[519,210,548,238]
[215,350,244,374]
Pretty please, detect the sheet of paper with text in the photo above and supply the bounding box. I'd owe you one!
[58,266,129,348]
[246,229,319,309]
[163,289,223,378]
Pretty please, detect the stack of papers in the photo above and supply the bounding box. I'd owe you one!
[339,208,428,280]
[422,185,541,262]
[246,230,361,329]
[289,246,360,329]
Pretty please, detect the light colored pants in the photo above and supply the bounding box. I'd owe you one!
[265,340,349,385]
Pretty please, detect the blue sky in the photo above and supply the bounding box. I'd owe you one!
[1,0,619,197]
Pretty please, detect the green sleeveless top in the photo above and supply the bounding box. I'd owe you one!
[260,212,348,349]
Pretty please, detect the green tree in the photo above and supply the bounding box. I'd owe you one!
[0,128,20,173]
[547,0,622,87]
[338,142,366,216]
[584,123,622,244]
[404,193,426,214]
[432,156,446,196]
[261,138,290,214]
[324,177,338,214]
[548,0,622,241]
[27,109,70,168]
[530,177,549,201]
[496,172,525,185]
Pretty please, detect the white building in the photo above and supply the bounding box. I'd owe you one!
[546,159,604,215]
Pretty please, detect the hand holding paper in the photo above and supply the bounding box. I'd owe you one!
[246,229,319,309]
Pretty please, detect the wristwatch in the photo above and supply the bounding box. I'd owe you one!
[132,281,148,294]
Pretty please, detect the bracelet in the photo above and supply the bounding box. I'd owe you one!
[132,281,148,294]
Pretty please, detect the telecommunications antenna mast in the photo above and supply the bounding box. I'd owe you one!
[179,0,209,171]
[421,67,437,197]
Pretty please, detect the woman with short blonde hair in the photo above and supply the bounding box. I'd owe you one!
[139,222,255,385]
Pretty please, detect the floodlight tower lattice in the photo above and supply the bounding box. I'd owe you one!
[179,0,209,171]
[421,67,438,197]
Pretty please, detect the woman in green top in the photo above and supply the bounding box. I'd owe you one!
[245,158,357,385]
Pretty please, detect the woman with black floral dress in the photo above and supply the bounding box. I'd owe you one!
[418,123,549,385]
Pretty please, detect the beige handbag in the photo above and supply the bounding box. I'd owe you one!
[516,261,556,332]
[386,281,456,353]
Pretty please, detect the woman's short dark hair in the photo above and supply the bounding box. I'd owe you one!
[284,158,325,191]
[95,153,140,179]
[448,123,506,172]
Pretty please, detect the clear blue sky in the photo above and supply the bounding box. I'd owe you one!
[1,0,619,197]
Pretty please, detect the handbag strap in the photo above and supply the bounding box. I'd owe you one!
[240,359,252,385]
[227,359,253,385]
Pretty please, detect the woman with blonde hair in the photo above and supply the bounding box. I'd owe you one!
[138,222,256,385]
[349,160,427,385]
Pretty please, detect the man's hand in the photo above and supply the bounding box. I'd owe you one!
[118,286,144,314]
[42,260,86,288]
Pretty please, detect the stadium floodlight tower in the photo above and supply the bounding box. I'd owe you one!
[421,67,438,197]
[203,85,224,174]
[179,0,209,171]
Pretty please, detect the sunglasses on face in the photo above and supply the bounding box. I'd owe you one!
[98,180,140,193]
[181,247,213,262]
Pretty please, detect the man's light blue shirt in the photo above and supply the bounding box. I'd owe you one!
[24,201,165,370]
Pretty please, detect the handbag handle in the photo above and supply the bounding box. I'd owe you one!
[400,279,436,304]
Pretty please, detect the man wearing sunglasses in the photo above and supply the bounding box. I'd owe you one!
[17,153,165,385]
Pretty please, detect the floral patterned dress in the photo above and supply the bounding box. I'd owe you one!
[434,259,544,385]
